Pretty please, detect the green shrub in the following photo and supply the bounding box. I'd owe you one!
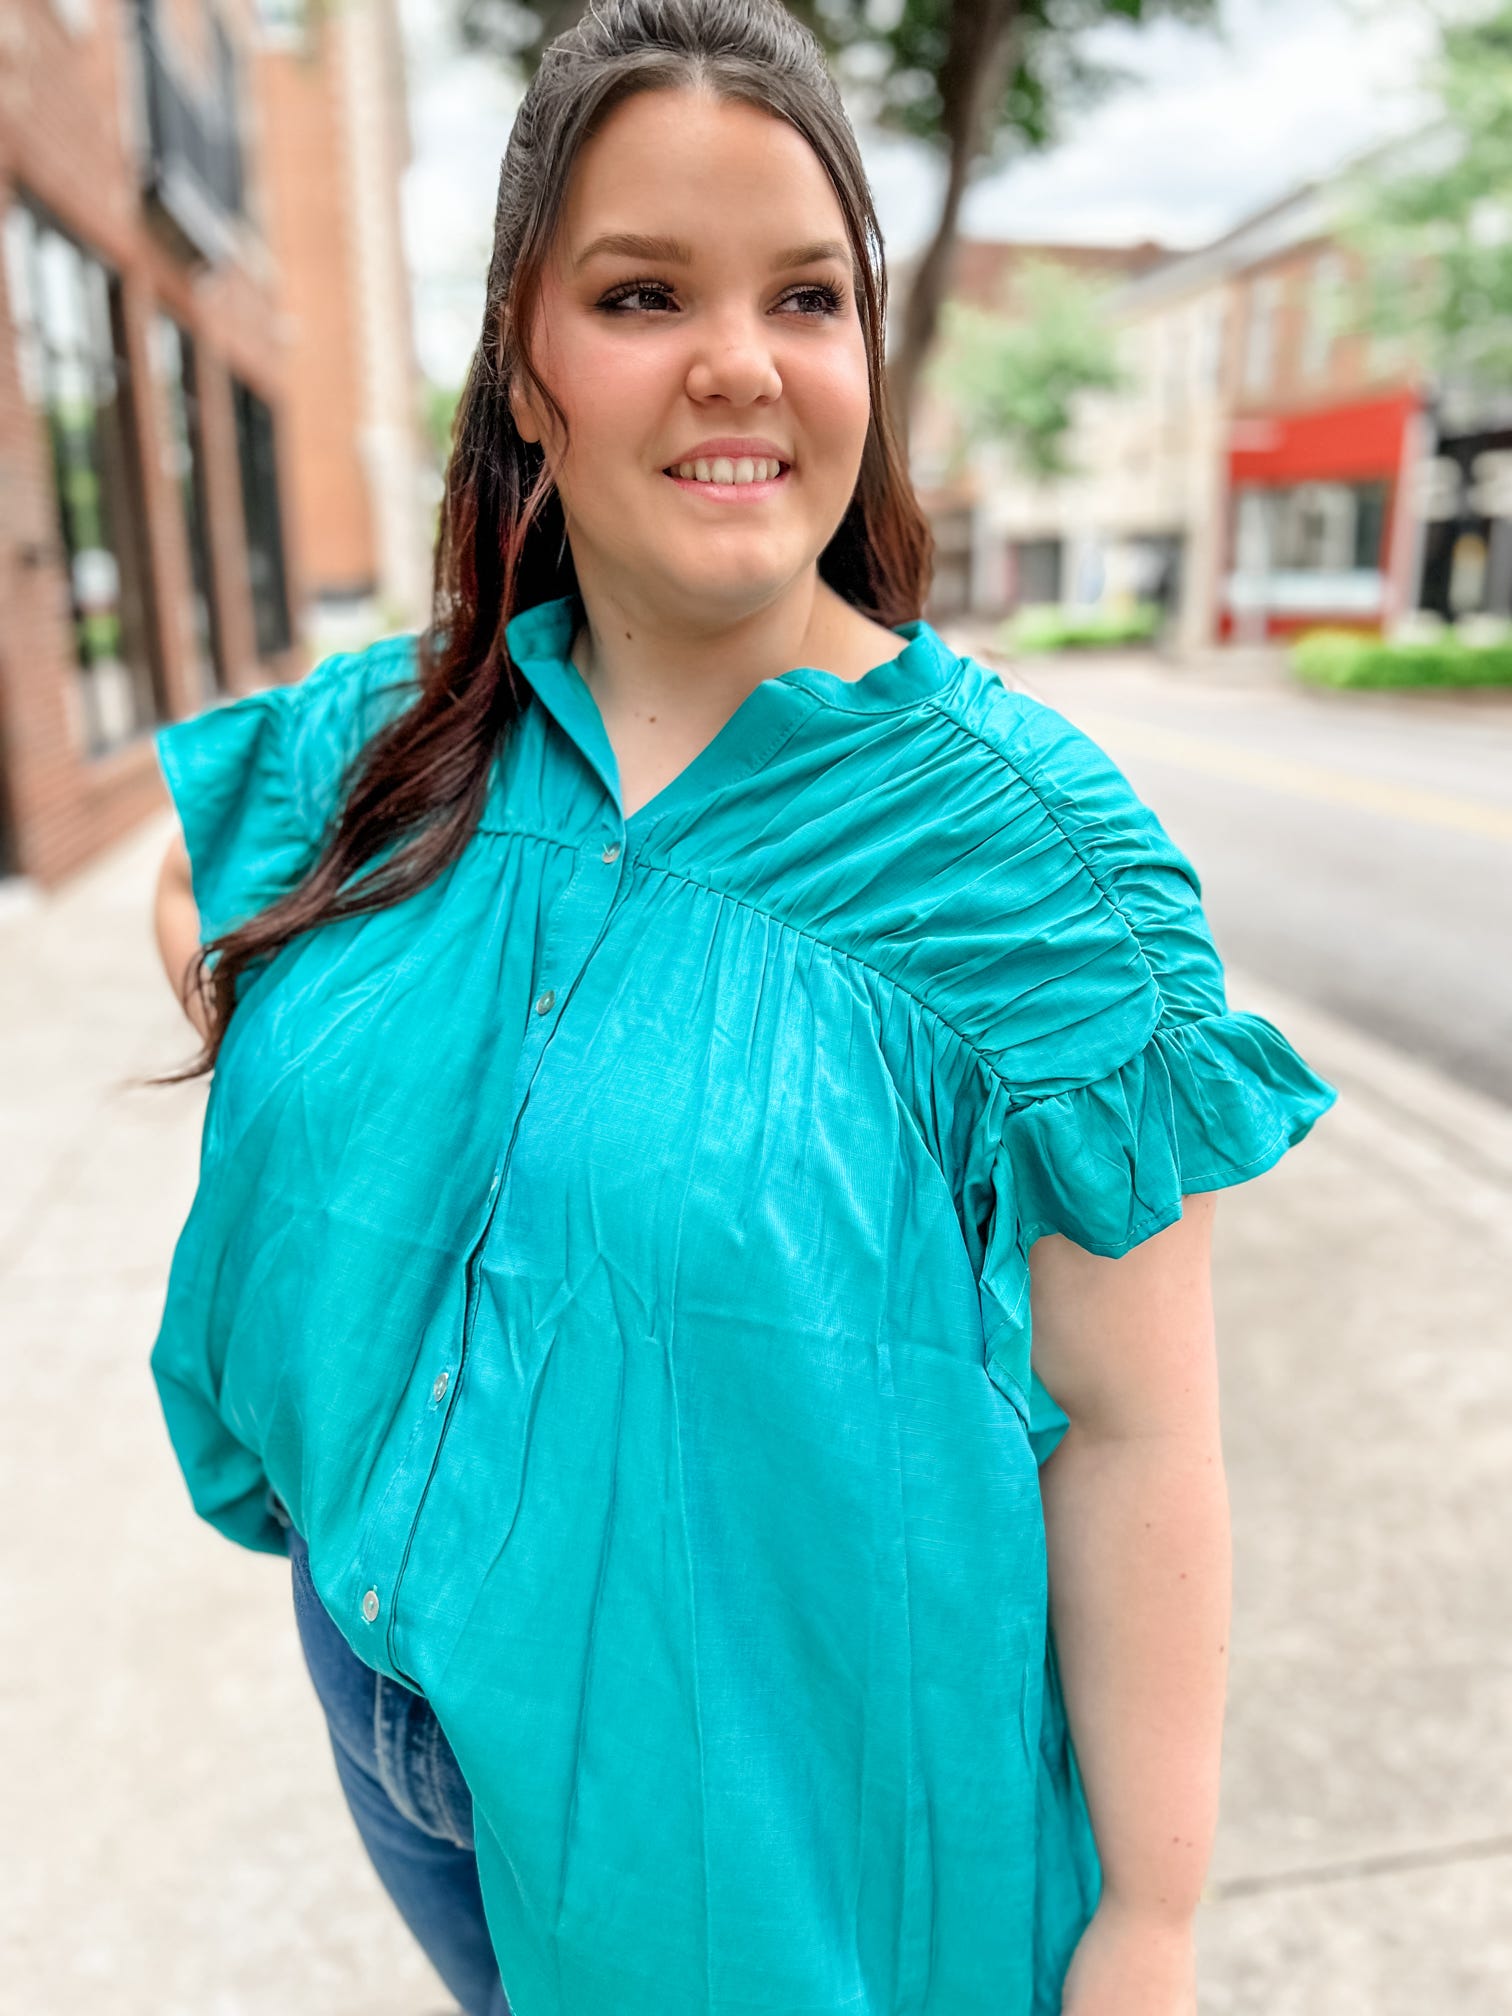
[1290,627,1512,688]
[1002,602,1162,653]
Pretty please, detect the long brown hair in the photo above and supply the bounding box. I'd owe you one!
[149,0,932,1088]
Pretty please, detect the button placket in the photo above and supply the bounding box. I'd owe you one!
[382,817,631,1690]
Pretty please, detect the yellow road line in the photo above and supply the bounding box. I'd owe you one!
[1065,707,1512,845]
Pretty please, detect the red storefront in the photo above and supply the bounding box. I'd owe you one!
[1220,389,1422,642]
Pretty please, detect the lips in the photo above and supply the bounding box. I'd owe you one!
[662,439,792,467]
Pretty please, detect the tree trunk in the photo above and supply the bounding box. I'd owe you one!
[884,0,1022,460]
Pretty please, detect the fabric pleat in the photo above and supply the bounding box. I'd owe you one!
[148,599,1339,2016]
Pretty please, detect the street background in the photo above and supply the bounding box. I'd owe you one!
[4,636,1510,2014]
[5,0,1512,2010]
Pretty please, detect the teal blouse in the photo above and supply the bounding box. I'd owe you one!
[151,592,1337,2016]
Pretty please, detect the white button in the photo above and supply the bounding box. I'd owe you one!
[361,1588,380,1623]
[601,842,621,863]
[534,989,555,1016]
[431,1370,449,1403]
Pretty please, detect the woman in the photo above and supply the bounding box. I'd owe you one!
[147,3,1337,2013]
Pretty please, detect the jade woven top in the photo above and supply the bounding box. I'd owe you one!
[151,591,1337,2016]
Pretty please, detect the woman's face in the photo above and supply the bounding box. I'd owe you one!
[509,87,872,626]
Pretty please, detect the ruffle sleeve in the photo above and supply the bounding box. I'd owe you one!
[958,693,1338,1456]
[153,637,421,949]
[989,1002,1337,1262]
[148,640,420,1554]
[154,681,313,948]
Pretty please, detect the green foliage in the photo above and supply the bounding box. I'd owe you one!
[456,1,1220,167]
[421,378,463,471]
[1334,2,1512,386]
[822,0,1218,166]
[924,258,1127,480]
[1290,625,1512,688]
[1002,601,1161,651]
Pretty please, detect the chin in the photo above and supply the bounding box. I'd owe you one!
[673,539,814,593]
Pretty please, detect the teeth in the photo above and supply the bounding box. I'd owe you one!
[669,457,783,484]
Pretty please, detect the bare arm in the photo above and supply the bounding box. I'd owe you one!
[153,831,211,1042]
[1030,1192,1228,2003]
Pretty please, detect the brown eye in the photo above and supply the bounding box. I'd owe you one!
[781,282,846,316]
[596,280,677,314]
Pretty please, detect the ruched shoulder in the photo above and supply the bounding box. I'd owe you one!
[943,681,1338,1443]
[153,635,420,946]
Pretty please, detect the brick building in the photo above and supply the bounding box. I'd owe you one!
[0,0,430,891]
[918,148,1431,651]
[258,0,431,649]
[1209,179,1425,644]
[891,238,1172,620]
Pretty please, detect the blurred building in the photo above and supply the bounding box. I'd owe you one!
[258,0,431,652]
[913,149,1432,650]
[0,0,430,891]
[948,242,1225,647]
[1195,178,1423,646]
[898,239,1171,621]
[1415,382,1512,624]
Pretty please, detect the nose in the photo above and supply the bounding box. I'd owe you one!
[683,314,782,407]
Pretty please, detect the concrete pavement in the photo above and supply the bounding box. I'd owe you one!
[2,794,1509,2015]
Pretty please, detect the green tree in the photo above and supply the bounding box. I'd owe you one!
[1335,1,1512,392]
[453,0,1218,442]
[922,256,1126,481]
[421,376,464,473]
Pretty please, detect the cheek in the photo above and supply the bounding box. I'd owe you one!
[558,331,665,465]
[792,337,873,454]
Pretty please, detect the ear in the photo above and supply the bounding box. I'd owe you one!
[508,376,541,446]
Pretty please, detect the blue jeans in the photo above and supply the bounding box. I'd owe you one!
[280,1503,512,2016]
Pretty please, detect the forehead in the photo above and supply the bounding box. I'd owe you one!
[558,87,851,266]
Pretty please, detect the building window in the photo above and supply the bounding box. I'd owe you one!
[151,315,224,699]
[255,0,308,46]
[1303,251,1346,380]
[3,197,163,755]
[1197,298,1228,395]
[1012,537,1063,607]
[208,13,246,216]
[1274,480,1389,572]
[1228,479,1391,620]
[1157,315,1186,415]
[231,375,293,657]
[1243,274,1282,397]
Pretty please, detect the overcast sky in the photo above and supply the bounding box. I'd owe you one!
[397,0,1440,386]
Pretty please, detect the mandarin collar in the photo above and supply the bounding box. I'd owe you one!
[502,593,961,830]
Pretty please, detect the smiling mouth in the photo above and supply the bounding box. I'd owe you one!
[661,461,792,495]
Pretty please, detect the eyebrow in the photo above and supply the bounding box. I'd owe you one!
[572,232,854,274]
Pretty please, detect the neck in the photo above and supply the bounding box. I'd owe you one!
[570,577,852,732]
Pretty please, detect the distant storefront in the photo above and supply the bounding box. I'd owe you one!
[1417,424,1512,620]
[1010,537,1064,607]
[921,501,976,620]
[1220,390,1417,642]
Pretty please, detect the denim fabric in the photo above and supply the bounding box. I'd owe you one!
[280,1495,511,2016]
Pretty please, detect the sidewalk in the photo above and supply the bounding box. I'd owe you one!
[3,806,1510,2015]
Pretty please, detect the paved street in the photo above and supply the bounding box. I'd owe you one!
[3,685,1511,2013]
